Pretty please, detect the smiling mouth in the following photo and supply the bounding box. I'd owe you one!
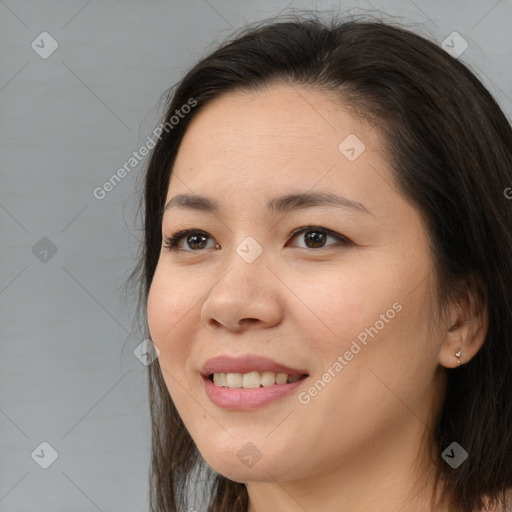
[209,371,309,389]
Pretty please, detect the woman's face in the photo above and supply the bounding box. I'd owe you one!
[147,84,446,486]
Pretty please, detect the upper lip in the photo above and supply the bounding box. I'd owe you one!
[201,355,308,377]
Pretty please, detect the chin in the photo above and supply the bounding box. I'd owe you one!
[216,465,272,484]
[196,440,305,484]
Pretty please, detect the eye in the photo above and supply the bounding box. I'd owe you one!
[162,226,351,252]
[163,229,219,251]
[287,226,351,249]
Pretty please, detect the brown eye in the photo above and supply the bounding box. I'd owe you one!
[163,230,218,251]
[303,230,327,248]
[185,233,208,250]
[288,227,350,249]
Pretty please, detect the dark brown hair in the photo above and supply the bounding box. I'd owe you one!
[130,13,512,512]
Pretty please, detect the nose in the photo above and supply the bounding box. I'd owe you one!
[200,252,283,333]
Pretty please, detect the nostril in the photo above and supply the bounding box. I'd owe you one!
[240,318,259,326]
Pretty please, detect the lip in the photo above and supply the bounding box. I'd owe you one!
[201,355,308,377]
[200,355,309,410]
[203,375,308,410]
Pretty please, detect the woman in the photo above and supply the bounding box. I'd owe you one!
[132,13,512,512]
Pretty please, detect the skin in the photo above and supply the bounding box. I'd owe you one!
[146,84,488,512]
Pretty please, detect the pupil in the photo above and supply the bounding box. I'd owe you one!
[306,231,325,248]
[188,234,207,249]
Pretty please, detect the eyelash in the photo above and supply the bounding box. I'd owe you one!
[162,226,351,252]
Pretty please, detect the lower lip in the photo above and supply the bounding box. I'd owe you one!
[203,376,308,410]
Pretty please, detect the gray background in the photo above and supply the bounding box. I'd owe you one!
[1,1,511,511]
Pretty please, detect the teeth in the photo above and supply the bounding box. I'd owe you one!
[213,372,227,386]
[260,371,276,387]
[211,371,303,388]
[275,372,288,385]
[226,372,242,388]
[242,371,260,389]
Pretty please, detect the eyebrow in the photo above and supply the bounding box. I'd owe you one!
[164,191,372,216]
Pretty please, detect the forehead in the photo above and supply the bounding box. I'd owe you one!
[167,84,398,219]
[178,85,374,151]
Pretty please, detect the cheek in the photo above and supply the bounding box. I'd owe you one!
[147,267,202,415]
[291,257,435,403]
[285,260,401,357]
[146,265,201,375]
[148,265,193,342]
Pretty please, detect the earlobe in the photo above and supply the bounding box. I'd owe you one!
[438,275,489,369]
[439,325,465,369]
[439,312,488,369]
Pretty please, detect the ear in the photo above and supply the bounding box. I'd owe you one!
[439,276,488,368]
